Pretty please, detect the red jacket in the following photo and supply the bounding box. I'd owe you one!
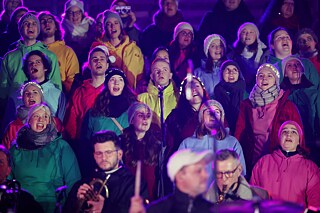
[234,90,303,175]
[251,149,320,208]
[63,79,104,140]
[2,117,63,149]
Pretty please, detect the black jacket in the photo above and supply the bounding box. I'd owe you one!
[147,188,213,213]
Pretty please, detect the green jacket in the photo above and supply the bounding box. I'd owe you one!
[10,134,81,213]
[0,40,62,99]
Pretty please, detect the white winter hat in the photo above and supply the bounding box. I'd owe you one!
[203,34,227,58]
[173,22,194,40]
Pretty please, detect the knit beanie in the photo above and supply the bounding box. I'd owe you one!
[28,103,52,123]
[89,45,116,64]
[237,22,259,40]
[179,75,205,96]
[278,120,305,149]
[256,63,280,87]
[18,12,40,36]
[295,28,318,45]
[20,81,44,102]
[64,0,84,13]
[198,100,225,125]
[220,60,243,81]
[105,68,127,85]
[281,55,305,76]
[103,10,123,29]
[173,22,194,40]
[203,34,227,58]
[127,102,152,124]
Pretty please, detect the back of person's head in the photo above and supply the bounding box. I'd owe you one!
[37,11,63,41]
[91,130,122,150]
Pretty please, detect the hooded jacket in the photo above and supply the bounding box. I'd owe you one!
[47,40,80,93]
[95,35,144,90]
[0,40,62,99]
[251,149,320,208]
[10,133,81,213]
[64,79,104,140]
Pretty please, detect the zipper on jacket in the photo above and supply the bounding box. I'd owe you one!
[187,197,194,213]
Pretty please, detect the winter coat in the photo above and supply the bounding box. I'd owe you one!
[194,59,223,99]
[2,116,63,149]
[138,81,179,127]
[47,40,80,93]
[64,167,149,213]
[147,188,213,213]
[263,54,319,89]
[95,35,144,90]
[2,80,66,131]
[251,149,320,208]
[0,40,62,100]
[64,79,104,140]
[81,110,129,142]
[178,129,246,184]
[10,134,81,213]
[234,90,303,176]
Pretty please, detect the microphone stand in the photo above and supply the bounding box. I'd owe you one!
[157,85,166,198]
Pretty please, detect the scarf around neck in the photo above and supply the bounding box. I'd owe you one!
[16,124,58,150]
[16,105,30,123]
[249,84,280,107]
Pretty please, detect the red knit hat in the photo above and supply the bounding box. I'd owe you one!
[278,120,305,149]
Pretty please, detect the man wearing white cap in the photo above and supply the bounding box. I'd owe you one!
[130,149,214,213]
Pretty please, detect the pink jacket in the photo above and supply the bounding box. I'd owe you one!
[251,149,320,208]
[63,80,104,140]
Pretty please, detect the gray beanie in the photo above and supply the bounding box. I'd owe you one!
[127,102,152,124]
[103,10,123,29]
[198,100,225,125]
[203,34,227,58]
[18,12,40,37]
[64,0,84,13]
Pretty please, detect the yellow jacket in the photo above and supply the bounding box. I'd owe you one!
[47,40,79,93]
[138,81,179,126]
[98,35,144,90]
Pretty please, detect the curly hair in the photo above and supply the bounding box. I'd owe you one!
[37,11,63,41]
[22,50,51,80]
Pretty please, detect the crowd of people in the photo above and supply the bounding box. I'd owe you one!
[0,0,319,212]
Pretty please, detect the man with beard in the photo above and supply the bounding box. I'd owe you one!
[63,130,149,213]
[38,11,79,95]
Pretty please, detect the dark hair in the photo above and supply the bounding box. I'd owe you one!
[22,50,51,80]
[91,74,136,117]
[111,0,129,7]
[268,27,289,52]
[37,11,64,41]
[121,125,161,166]
[91,130,122,150]
[151,46,169,63]
[215,149,239,161]
[0,145,11,167]
[205,44,227,71]
[234,38,258,55]
[6,6,28,34]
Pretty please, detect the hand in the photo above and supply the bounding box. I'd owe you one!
[127,11,136,28]
[129,196,146,213]
[77,184,98,201]
[87,195,105,213]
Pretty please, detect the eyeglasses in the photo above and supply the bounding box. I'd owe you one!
[215,164,240,179]
[67,10,82,17]
[180,31,193,38]
[94,150,118,158]
[40,18,54,25]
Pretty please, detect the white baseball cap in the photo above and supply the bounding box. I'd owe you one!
[167,149,214,182]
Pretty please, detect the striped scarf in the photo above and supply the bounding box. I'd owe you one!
[249,84,279,107]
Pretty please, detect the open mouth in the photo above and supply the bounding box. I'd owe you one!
[36,123,45,130]
[30,68,38,74]
[28,99,36,105]
[111,29,117,34]
[113,87,120,92]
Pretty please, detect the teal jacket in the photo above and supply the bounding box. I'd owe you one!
[10,134,81,213]
[266,54,319,89]
[81,110,129,141]
[0,40,62,99]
